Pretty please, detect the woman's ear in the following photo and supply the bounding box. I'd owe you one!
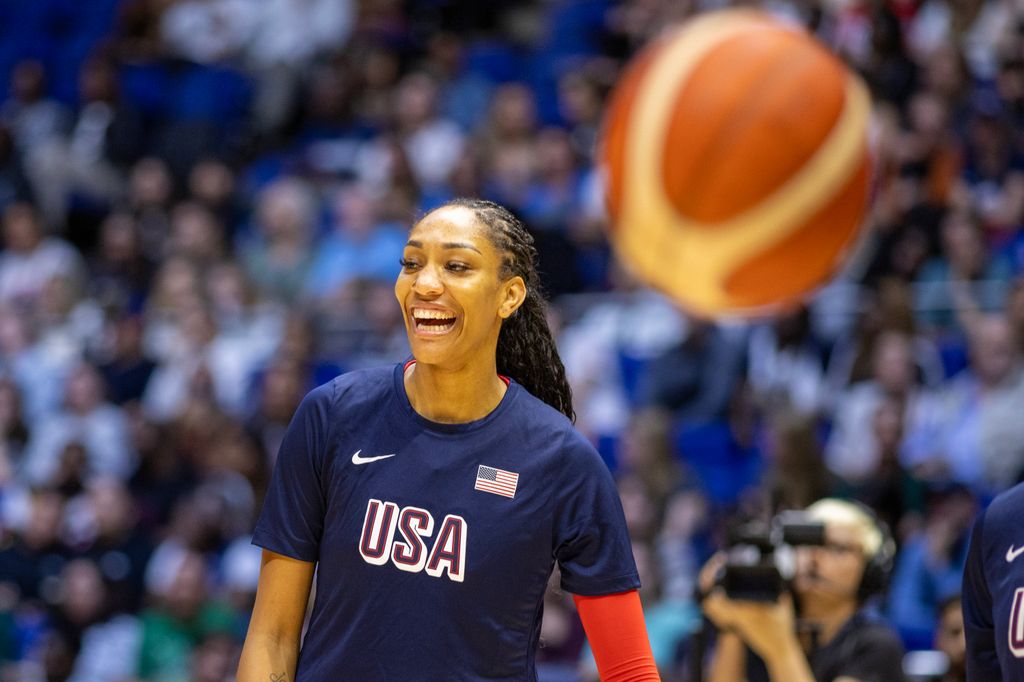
[499,276,527,319]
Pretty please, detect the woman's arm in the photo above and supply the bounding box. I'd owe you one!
[237,549,316,682]
[573,590,660,681]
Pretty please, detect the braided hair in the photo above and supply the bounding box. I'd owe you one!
[440,198,575,422]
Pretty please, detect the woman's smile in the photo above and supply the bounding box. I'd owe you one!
[410,306,458,336]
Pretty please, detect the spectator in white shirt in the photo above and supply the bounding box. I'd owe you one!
[903,315,1024,492]
[826,330,925,483]
[747,306,827,416]
[393,73,465,192]
[0,61,69,154]
[159,0,257,65]
[22,362,136,486]
[0,202,83,309]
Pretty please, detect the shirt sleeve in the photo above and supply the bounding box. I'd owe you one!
[574,591,659,681]
[963,508,1002,681]
[251,381,335,562]
[552,430,640,596]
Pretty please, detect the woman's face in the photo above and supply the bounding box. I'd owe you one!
[395,206,524,369]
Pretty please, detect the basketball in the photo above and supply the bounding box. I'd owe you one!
[601,9,872,317]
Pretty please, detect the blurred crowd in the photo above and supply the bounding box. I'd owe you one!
[0,0,1020,679]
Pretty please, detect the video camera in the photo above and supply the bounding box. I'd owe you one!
[717,511,826,602]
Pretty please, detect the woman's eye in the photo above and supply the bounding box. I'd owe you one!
[399,258,420,270]
[445,262,470,272]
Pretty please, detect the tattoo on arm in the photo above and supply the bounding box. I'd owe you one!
[269,674,287,682]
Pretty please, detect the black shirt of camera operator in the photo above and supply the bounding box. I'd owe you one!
[744,608,906,682]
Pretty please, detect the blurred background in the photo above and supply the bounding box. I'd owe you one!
[0,0,1013,679]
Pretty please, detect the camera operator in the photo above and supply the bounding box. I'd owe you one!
[699,499,906,682]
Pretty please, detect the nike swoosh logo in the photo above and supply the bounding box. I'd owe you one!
[1007,545,1024,563]
[352,450,397,465]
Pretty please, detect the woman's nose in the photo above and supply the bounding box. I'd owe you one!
[412,264,443,296]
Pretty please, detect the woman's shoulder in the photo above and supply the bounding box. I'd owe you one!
[301,364,397,414]
[508,389,602,464]
[987,481,1024,526]
[508,387,574,433]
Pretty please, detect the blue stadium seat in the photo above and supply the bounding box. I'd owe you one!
[463,40,523,84]
[674,419,763,506]
[48,37,95,104]
[616,350,651,407]
[172,64,252,124]
[70,0,121,38]
[937,338,968,378]
[119,62,172,115]
[537,0,610,59]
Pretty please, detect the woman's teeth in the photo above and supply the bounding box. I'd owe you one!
[413,310,456,334]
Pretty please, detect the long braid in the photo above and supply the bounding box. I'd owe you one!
[442,198,575,422]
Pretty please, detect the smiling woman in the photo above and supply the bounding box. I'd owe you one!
[394,198,572,423]
[395,202,520,401]
[237,198,659,681]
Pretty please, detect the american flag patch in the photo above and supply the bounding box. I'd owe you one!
[474,465,519,499]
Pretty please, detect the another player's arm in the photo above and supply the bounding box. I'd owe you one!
[237,549,316,682]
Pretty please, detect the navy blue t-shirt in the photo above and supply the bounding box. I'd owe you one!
[252,362,639,681]
[963,482,1024,681]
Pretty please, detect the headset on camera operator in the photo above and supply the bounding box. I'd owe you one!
[699,499,906,682]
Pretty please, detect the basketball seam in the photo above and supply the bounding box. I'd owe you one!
[681,32,813,220]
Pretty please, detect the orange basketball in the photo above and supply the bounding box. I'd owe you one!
[601,9,872,316]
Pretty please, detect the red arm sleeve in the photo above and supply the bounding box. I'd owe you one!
[573,590,661,681]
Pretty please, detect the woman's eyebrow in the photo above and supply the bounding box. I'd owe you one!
[405,240,482,254]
